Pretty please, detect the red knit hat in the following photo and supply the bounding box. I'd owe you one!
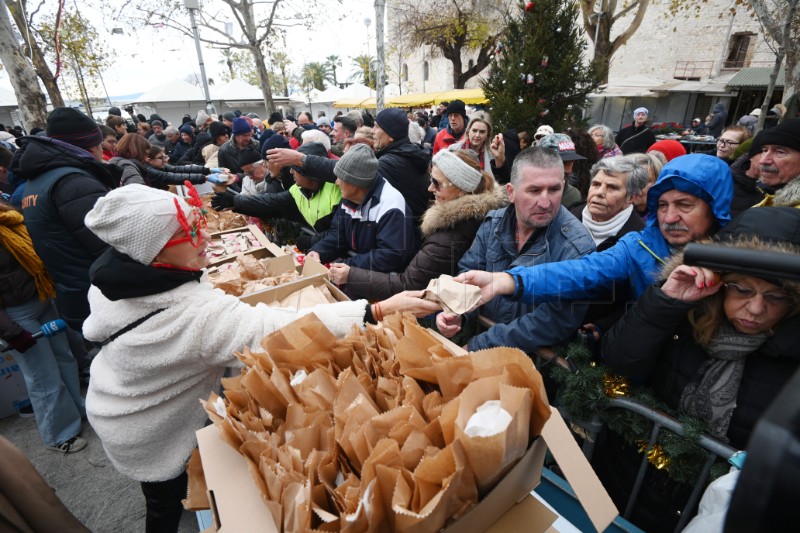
[647,139,686,162]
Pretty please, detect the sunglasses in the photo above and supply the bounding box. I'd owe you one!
[430,175,454,191]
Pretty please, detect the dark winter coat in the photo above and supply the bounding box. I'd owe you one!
[707,102,728,138]
[144,163,208,189]
[170,124,195,164]
[345,185,507,300]
[603,284,800,450]
[374,137,431,222]
[310,177,416,272]
[12,136,117,327]
[0,244,39,339]
[108,157,151,187]
[178,132,212,166]
[217,137,259,175]
[615,124,656,155]
[729,155,765,217]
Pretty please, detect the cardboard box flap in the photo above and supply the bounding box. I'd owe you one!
[197,425,277,532]
[541,408,618,532]
[300,256,330,278]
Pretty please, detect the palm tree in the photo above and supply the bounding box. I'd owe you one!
[350,55,377,89]
[301,62,332,91]
[325,54,342,87]
[219,48,236,80]
[269,51,292,97]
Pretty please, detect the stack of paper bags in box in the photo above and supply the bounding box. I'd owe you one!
[201,313,550,532]
[208,254,300,297]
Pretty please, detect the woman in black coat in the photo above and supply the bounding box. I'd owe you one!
[596,207,800,531]
[330,149,507,300]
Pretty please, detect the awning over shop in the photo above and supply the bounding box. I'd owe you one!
[727,67,785,89]
[333,88,488,109]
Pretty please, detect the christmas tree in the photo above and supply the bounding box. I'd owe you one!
[482,0,599,133]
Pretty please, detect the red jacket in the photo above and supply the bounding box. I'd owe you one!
[433,128,464,155]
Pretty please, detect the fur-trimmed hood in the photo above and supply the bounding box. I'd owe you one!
[420,184,507,237]
[770,175,800,208]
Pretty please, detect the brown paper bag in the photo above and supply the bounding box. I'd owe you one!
[182,448,209,510]
[422,275,481,315]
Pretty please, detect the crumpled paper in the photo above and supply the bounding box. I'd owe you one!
[422,275,481,315]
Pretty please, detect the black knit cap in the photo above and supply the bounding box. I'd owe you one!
[208,121,230,141]
[718,206,800,247]
[46,107,103,151]
[443,99,467,119]
[238,147,262,168]
[760,118,800,153]
[292,142,329,181]
[375,108,409,141]
[108,106,122,116]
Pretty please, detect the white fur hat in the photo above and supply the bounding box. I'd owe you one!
[85,185,194,265]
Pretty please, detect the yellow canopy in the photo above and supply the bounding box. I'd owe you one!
[433,88,488,105]
[384,91,445,108]
[332,98,371,109]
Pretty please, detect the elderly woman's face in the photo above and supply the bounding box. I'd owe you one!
[723,275,793,335]
[154,213,210,270]
[428,165,465,204]
[586,171,631,222]
[590,129,605,147]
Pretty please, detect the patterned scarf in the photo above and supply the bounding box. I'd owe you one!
[0,209,56,301]
[679,321,768,440]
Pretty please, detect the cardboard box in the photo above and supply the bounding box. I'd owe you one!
[196,407,615,532]
[0,354,30,419]
[238,274,349,306]
[207,225,285,266]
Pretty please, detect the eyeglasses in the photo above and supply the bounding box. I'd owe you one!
[430,175,454,191]
[716,138,740,147]
[723,282,794,307]
[163,196,208,249]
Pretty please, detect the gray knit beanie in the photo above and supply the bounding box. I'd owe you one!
[85,185,194,265]
[333,144,378,188]
[434,149,482,193]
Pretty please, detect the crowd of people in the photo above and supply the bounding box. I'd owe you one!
[0,98,799,532]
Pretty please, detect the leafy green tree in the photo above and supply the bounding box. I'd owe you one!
[268,50,293,97]
[325,54,342,87]
[39,10,112,116]
[482,0,599,133]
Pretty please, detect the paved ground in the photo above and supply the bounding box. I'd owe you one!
[0,394,199,533]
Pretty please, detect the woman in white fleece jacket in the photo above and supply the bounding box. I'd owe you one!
[82,183,438,533]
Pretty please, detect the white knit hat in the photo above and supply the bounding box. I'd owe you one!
[85,185,194,265]
[433,149,482,193]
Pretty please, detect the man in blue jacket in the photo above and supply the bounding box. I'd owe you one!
[436,146,595,353]
[306,143,416,274]
[448,154,733,320]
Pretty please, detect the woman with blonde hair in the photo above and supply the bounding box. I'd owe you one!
[599,207,800,531]
[330,149,507,300]
[450,111,505,171]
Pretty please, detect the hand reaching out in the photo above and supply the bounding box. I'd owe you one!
[436,312,463,338]
[660,265,722,302]
[452,270,516,307]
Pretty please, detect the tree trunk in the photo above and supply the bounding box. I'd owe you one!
[757,50,784,133]
[0,3,46,129]
[5,0,64,107]
[252,46,275,114]
[591,14,612,84]
[444,47,465,89]
[70,52,92,117]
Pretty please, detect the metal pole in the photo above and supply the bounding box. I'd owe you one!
[375,0,385,112]
[185,1,215,116]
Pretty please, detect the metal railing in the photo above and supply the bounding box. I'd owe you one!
[673,61,714,80]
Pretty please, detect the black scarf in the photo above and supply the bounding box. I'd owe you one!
[90,248,203,301]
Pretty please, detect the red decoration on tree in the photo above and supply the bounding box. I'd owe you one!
[525,2,535,11]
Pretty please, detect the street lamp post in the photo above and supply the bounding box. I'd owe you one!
[184,0,216,116]
[364,17,371,87]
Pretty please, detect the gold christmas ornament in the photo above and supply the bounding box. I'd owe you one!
[603,374,630,398]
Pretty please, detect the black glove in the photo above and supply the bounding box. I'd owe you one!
[7,331,36,353]
[211,191,236,211]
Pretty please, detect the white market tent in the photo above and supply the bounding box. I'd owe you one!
[129,78,303,125]
[0,87,20,127]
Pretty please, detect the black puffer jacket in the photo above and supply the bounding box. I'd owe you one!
[217,137,259,175]
[11,136,117,327]
[0,244,39,339]
[178,132,212,166]
[144,163,208,189]
[729,155,765,217]
[603,285,800,448]
[374,137,431,221]
[345,186,507,300]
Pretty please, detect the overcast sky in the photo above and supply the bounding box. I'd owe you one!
[0,0,384,99]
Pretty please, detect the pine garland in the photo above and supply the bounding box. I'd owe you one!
[548,343,729,484]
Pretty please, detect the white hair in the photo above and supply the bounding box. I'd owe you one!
[408,121,425,145]
[301,129,331,151]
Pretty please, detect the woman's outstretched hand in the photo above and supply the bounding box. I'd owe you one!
[661,265,722,302]
[452,271,516,307]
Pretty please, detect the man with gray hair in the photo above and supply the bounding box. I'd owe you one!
[163,126,180,161]
[436,146,595,353]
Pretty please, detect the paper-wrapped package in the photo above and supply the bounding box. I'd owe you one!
[200,313,550,532]
[422,275,481,315]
